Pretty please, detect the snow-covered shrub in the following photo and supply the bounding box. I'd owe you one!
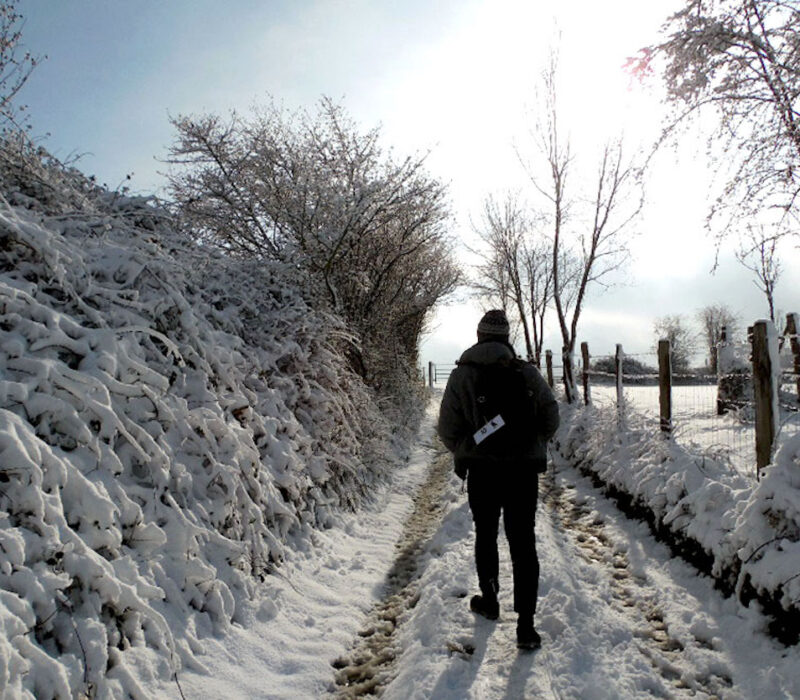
[558,402,750,576]
[716,340,752,415]
[735,434,800,612]
[0,138,399,697]
[558,400,800,639]
[0,133,109,216]
[167,99,461,420]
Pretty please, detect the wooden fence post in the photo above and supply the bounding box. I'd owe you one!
[715,325,727,375]
[615,344,624,408]
[785,313,800,404]
[752,320,778,473]
[563,346,576,404]
[428,361,434,389]
[658,339,672,435]
[581,342,591,406]
[545,350,554,388]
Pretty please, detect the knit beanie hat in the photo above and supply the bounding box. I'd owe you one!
[477,309,510,338]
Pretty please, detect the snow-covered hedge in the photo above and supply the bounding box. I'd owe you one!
[736,434,800,615]
[0,143,404,697]
[558,402,800,641]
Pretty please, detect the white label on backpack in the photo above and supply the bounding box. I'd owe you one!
[473,414,505,445]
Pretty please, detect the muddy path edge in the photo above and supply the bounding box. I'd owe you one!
[331,447,454,697]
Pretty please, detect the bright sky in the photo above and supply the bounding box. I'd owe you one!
[16,0,800,366]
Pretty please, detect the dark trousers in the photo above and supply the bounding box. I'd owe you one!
[467,465,539,618]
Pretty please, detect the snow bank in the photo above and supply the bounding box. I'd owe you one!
[736,433,800,613]
[557,401,800,641]
[0,146,404,697]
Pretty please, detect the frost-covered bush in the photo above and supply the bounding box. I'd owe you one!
[0,138,399,697]
[167,98,461,415]
[717,340,752,415]
[735,434,800,612]
[0,133,109,216]
[559,403,750,574]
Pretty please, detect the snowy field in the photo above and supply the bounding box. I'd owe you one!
[148,395,800,699]
[591,384,800,479]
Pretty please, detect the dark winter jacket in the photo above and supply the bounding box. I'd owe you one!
[437,341,559,476]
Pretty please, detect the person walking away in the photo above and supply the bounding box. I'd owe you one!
[437,310,559,650]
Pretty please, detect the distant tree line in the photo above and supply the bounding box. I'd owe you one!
[591,355,655,376]
[585,302,741,377]
[651,304,741,374]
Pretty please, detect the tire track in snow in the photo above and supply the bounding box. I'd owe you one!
[544,468,735,698]
[331,449,453,697]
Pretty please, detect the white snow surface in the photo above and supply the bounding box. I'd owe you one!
[157,396,800,699]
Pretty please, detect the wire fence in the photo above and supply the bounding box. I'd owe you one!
[423,362,456,387]
[425,322,800,481]
[583,341,800,480]
[589,371,760,478]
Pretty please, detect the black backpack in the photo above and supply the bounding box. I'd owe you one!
[466,358,538,458]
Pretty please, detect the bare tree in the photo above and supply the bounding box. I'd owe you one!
[654,314,697,373]
[637,0,800,235]
[167,98,461,393]
[521,50,643,401]
[472,192,553,363]
[736,224,783,321]
[0,1,42,132]
[522,235,555,365]
[472,193,530,356]
[697,303,740,373]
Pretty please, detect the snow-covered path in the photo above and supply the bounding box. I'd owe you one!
[379,432,800,699]
[155,397,800,699]
[149,402,441,699]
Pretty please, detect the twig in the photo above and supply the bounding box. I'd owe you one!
[743,536,785,564]
[70,615,89,685]
[174,671,188,700]
[269,566,302,596]
[780,570,800,588]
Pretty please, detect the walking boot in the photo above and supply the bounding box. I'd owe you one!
[469,594,499,620]
[516,616,541,651]
[470,577,499,620]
